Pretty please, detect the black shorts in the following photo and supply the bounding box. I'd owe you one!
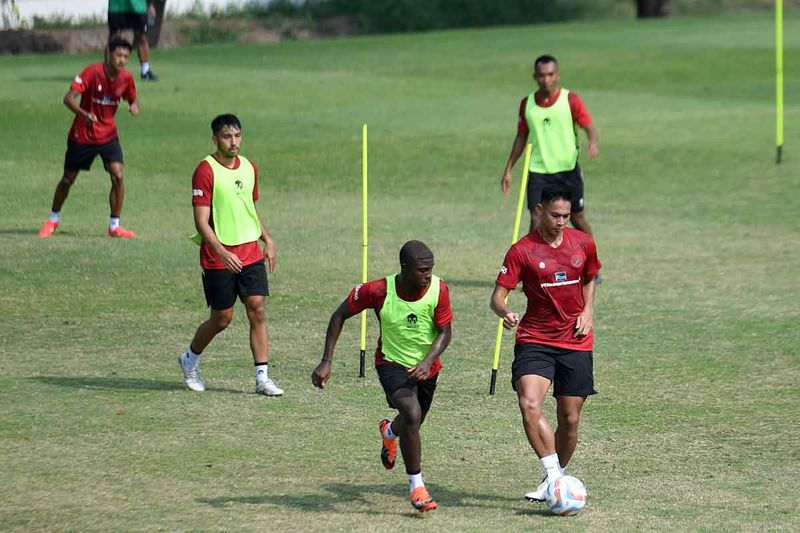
[108,12,148,34]
[64,139,124,172]
[202,261,269,310]
[376,363,438,424]
[527,164,585,213]
[511,343,597,397]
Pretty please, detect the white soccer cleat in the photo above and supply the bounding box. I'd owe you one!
[256,378,284,397]
[525,477,549,502]
[179,352,205,392]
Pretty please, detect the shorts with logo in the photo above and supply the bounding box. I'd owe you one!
[511,342,596,397]
[527,164,585,213]
[108,12,148,34]
[64,139,124,171]
[376,363,438,423]
[202,261,269,310]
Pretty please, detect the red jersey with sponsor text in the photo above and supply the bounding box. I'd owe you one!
[496,228,601,350]
[346,277,453,376]
[67,63,136,145]
[191,156,264,270]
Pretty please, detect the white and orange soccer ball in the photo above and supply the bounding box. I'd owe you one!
[546,475,587,516]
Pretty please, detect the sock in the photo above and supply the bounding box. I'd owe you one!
[408,472,424,491]
[255,363,269,384]
[382,420,397,440]
[541,453,563,484]
[184,347,200,367]
[109,217,120,230]
[49,210,60,223]
[141,61,150,75]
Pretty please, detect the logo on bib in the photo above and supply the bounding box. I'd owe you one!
[406,313,418,328]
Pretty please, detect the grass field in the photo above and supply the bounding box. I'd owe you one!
[1,13,799,532]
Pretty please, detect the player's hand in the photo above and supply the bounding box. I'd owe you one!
[221,250,243,273]
[407,359,433,381]
[587,142,599,159]
[147,4,157,25]
[129,101,140,116]
[502,311,520,330]
[501,171,512,196]
[575,309,593,336]
[84,112,98,124]
[312,360,331,389]
[263,238,277,272]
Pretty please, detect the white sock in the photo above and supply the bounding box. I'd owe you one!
[141,61,150,74]
[49,210,60,223]
[408,472,424,491]
[255,363,269,384]
[184,347,200,368]
[109,217,120,230]
[540,453,563,483]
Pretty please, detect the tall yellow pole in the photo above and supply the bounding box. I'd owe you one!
[359,124,368,377]
[490,143,532,395]
[776,0,784,164]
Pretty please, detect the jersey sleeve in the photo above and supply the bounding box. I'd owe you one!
[251,160,260,202]
[568,91,592,128]
[516,96,529,136]
[433,279,454,327]
[70,65,94,94]
[582,238,602,279]
[496,245,523,290]
[191,161,213,207]
[124,75,137,103]
[346,279,385,314]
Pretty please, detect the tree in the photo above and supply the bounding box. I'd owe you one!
[635,0,670,18]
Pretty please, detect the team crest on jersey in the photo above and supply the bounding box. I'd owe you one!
[555,271,567,282]
[406,313,418,328]
[571,255,583,268]
[539,261,546,269]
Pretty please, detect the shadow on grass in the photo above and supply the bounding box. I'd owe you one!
[31,375,246,395]
[0,228,60,236]
[198,482,521,515]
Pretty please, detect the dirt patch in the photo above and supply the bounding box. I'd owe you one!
[0,15,359,55]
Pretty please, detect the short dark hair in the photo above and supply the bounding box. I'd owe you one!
[534,54,558,70]
[211,114,242,135]
[108,36,132,53]
[540,185,572,206]
[399,240,433,266]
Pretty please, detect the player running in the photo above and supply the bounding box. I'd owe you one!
[38,37,140,239]
[178,114,282,397]
[312,241,453,513]
[490,185,601,503]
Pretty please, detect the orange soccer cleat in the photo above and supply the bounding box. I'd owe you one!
[410,486,438,513]
[108,226,136,239]
[38,220,58,238]
[379,418,397,470]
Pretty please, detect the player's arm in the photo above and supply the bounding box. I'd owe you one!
[255,210,277,272]
[128,98,140,116]
[570,92,598,159]
[63,89,97,124]
[490,284,520,330]
[193,204,243,273]
[501,131,528,196]
[312,300,360,389]
[407,323,452,380]
[581,123,599,159]
[575,278,596,336]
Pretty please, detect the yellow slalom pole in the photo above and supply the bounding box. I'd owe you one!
[490,143,532,395]
[359,124,368,377]
[776,0,784,164]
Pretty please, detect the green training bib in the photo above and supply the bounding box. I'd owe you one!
[525,89,579,174]
[379,274,440,368]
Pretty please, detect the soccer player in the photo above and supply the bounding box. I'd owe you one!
[490,185,601,503]
[108,0,158,80]
[500,55,599,237]
[312,241,453,513]
[178,114,282,397]
[38,36,139,239]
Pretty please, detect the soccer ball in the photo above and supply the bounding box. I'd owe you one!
[546,475,587,516]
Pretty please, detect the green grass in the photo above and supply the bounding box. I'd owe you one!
[1,13,799,531]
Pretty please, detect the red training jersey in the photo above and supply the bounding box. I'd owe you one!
[517,88,592,136]
[67,63,136,146]
[346,277,453,377]
[496,228,601,351]
[191,155,264,270]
